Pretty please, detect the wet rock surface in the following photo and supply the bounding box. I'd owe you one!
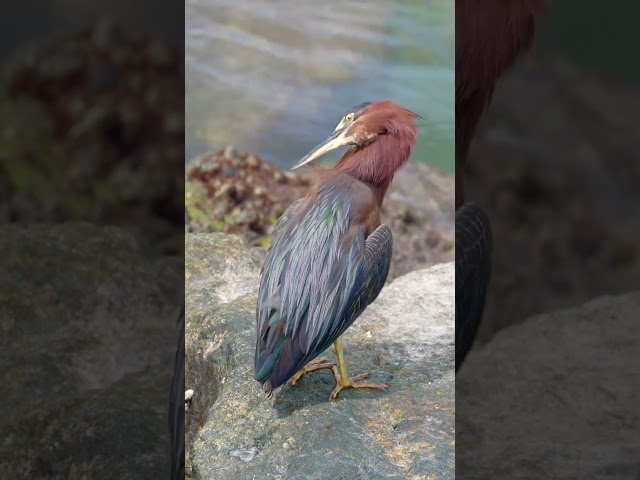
[457,292,640,479]
[466,55,640,343]
[0,224,183,478]
[185,150,454,281]
[185,233,454,479]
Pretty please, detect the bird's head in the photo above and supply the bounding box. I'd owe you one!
[292,99,421,170]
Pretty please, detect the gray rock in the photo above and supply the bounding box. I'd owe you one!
[457,292,640,479]
[0,223,183,479]
[185,233,264,308]
[185,232,454,479]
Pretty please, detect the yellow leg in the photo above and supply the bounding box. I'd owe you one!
[329,337,388,400]
[287,356,335,386]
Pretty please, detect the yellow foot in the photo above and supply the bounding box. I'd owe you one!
[287,357,336,386]
[329,369,388,400]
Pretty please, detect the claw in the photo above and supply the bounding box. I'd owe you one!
[287,357,336,386]
[328,367,388,400]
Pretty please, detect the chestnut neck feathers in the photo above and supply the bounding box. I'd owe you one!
[335,100,419,206]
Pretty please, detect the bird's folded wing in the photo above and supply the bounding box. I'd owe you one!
[255,186,392,384]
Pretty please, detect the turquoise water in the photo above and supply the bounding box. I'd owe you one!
[186,0,454,172]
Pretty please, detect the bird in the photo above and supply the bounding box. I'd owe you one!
[169,305,185,480]
[455,0,545,369]
[254,99,420,400]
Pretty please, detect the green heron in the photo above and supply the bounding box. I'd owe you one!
[254,99,420,399]
[455,0,545,368]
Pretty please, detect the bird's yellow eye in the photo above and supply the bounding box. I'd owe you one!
[334,112,356,131]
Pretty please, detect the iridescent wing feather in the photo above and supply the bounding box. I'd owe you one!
[255,184,392,394]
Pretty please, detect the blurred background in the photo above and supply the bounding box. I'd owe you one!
[185,0,454,173]
[535,0,639,83]
[0,1,183,52]
[0,1,185,478]
[457,3,640,477]
[0,0,184,254]
[464,0,640,344]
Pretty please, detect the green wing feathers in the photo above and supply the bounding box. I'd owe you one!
[254,185,393,393]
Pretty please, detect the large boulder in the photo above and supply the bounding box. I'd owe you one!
[185,232,454,479]
[0,224,183,478]
[457,292,640,479]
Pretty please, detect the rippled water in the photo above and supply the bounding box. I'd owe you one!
[186,0,454,172]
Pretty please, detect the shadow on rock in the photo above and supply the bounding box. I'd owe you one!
[185,233,455,479]
[272,364,391,419]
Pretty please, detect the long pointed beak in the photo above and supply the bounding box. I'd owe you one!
[291,127,353,170]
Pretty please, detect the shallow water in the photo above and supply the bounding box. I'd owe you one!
[186,0,454,172]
